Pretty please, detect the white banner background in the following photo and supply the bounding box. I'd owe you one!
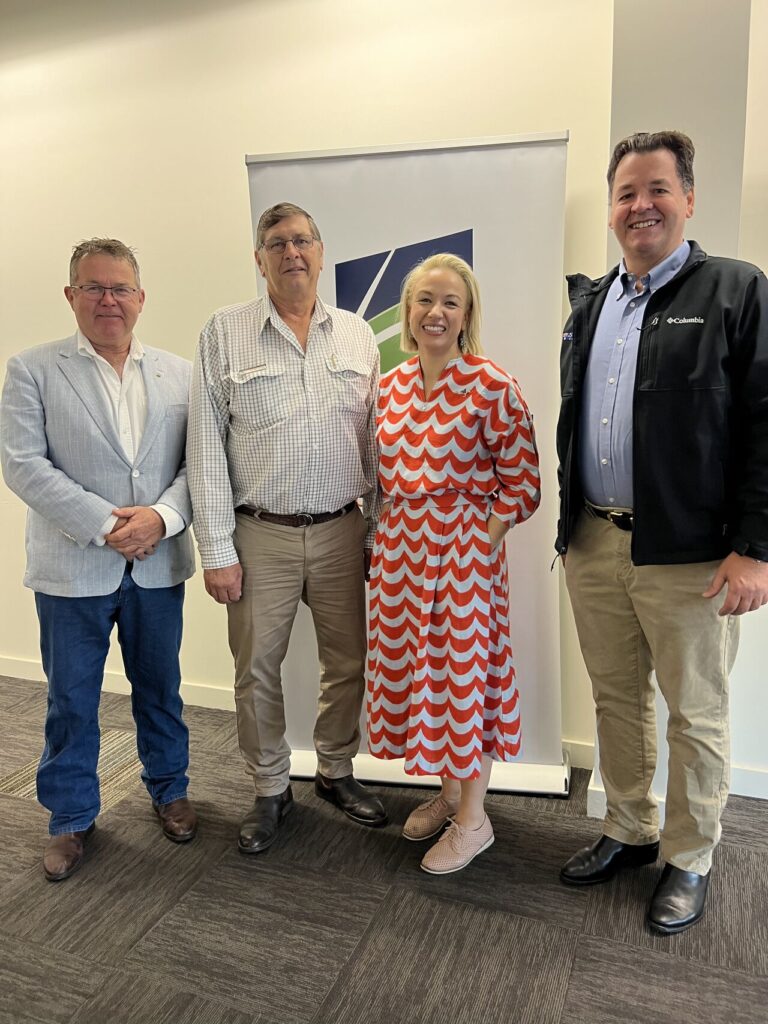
[246,134,569,793]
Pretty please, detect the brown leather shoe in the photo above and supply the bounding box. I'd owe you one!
[43,823,95,881]
[153,797,197,843]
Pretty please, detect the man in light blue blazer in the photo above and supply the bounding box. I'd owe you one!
[1,238,197,881]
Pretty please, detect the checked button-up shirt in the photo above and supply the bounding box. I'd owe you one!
[188,294,380,569]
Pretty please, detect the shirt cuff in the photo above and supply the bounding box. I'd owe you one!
[94,514,118,545]
[152,504,184,539]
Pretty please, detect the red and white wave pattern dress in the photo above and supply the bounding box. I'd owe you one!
[366,354,541,779]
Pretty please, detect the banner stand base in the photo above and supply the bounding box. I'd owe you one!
[289,749,571,798]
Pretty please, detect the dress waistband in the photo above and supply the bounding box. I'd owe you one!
[389,493,491,512]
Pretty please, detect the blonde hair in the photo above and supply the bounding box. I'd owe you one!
[399,253,482,354]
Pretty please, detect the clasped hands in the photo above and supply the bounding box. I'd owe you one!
[105,506,165,560]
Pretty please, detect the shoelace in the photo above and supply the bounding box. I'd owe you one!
[428,796,453,815]
[441,820,468,851]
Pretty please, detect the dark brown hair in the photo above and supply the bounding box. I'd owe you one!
[607,131,695,195]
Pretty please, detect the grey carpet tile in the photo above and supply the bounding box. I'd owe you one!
[0,715,44,776]
[0,728,142,815]
[395,808,599,931]
[581,841,768,975]
[125,854,389,1023]
[107,749,409,884]
[0,677,47,726]
[560,934,768,1024]
[101,745,257,842]
[721,793,768,852]
[315,887,577,1024]
[0,818,229,964]
[97,690,138,730]
[484,765,589,818]
[0,932,110,1024]
[68,968,262,1024]
[259,782,411,882]
[182,703,240,755]
[0,794,49,891]
[0,674,39,715]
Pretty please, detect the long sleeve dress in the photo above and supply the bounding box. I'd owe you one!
[366,353,541,780]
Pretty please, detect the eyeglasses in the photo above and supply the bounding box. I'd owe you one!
[261,235,317,255]
[71,284,140,300]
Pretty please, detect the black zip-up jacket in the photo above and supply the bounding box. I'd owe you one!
[556,241,768,565]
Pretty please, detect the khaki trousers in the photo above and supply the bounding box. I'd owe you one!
[564,512,739,874]
[227,507,367,796]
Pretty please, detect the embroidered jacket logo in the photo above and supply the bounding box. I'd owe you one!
[666,316,704,324]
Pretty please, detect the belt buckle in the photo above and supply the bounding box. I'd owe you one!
[297,512,314,527]
[606,509,632,529]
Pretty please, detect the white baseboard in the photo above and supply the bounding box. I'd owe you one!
[0,655,237,712]
[586,764,768,821]
[0,656,46,683]
[562,739,594,770]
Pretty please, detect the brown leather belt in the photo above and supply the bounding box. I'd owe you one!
[584,501,633,532]
[235,500,356,528]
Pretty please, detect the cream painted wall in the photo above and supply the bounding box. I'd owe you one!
[0,0,613,762]
[741,0,768,270]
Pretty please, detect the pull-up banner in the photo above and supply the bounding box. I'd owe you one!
[246,133,569,794]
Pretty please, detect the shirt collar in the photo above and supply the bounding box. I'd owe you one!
[76,329,144,362]
[615,240,691,300]
[260,293,331,337]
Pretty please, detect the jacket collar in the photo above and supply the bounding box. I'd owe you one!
[567,240,708,304]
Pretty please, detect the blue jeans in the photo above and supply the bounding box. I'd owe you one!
[35,569,189,835]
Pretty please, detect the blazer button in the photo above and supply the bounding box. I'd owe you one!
[132,470,140,478]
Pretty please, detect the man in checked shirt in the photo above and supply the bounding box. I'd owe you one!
[188,202,387,852]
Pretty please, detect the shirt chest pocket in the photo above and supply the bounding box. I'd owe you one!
[228,364,290,432]
[326,357,370,417]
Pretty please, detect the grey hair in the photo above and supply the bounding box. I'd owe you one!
[69,238,141,286]
[255,202,322,249]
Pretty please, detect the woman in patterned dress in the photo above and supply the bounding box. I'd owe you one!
[366,253,540,874]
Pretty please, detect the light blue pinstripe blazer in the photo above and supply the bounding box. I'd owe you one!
[1,335,195,597]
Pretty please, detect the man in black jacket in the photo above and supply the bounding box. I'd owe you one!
[557,130,768,934]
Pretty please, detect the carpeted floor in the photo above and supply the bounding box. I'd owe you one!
[0,673,766,1024]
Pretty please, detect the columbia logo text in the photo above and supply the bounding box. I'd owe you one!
[667,316,704,324]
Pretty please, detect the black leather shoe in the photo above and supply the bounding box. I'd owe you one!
[314,772,388,827]
[648,863,710,934]
[238,786,293,854]
[560,834,659,886]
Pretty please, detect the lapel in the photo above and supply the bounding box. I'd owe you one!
[56,336,129,464]
[134,349,168,467]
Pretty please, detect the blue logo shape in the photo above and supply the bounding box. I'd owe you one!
[335,230,473,372]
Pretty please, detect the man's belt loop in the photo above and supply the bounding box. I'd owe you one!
[234,500,357,528]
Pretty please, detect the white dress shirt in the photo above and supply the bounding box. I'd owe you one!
[76,331,184,544]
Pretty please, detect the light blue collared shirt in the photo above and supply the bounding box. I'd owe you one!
[579,242,690,509]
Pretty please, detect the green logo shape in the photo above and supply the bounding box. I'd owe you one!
[367,302,406,374]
